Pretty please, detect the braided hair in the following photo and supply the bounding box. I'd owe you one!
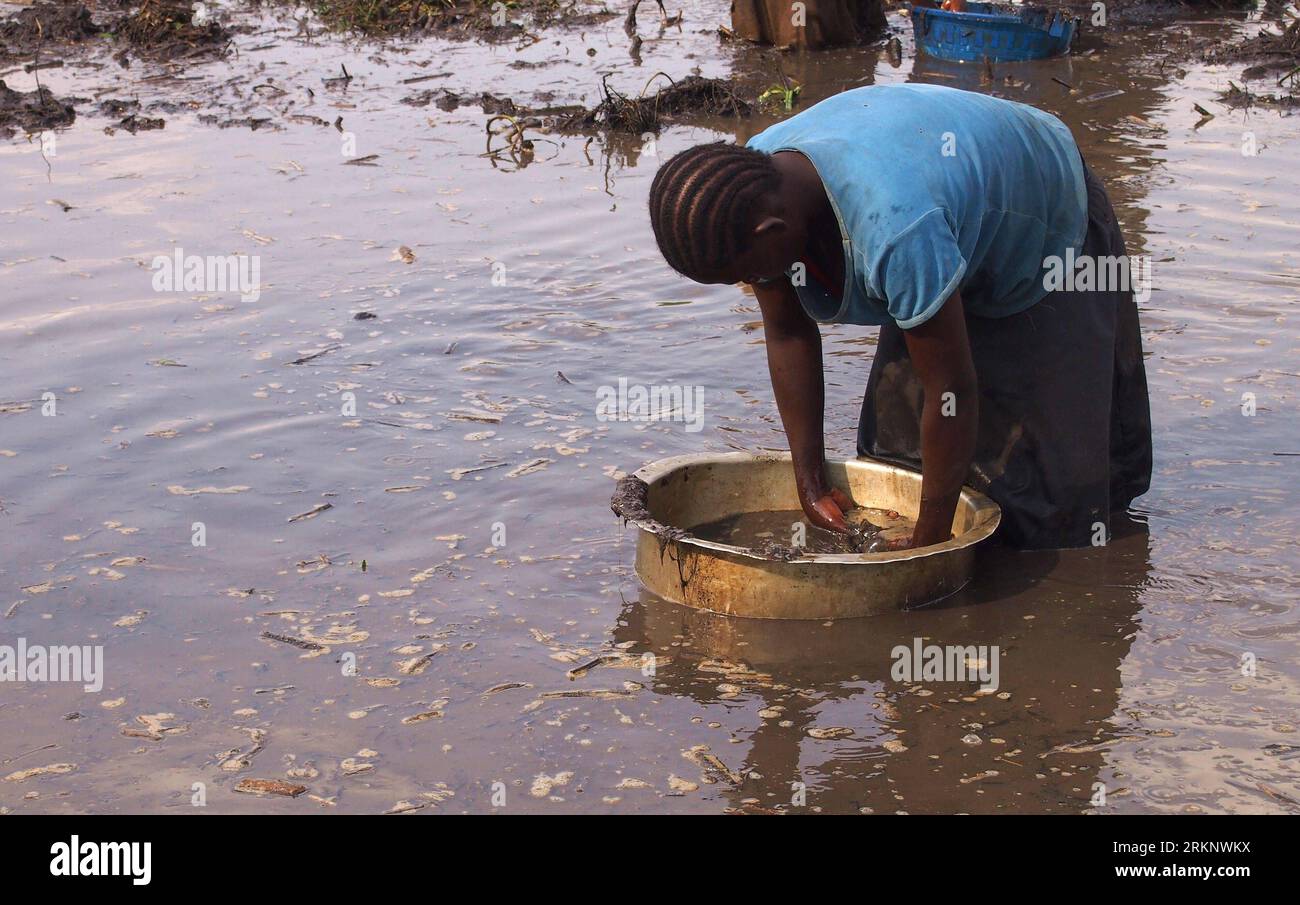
[648,142,781,283]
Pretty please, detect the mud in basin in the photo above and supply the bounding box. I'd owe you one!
[612,453,1000,619]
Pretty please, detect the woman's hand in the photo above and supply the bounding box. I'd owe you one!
[900,291,978,550]
[755,279,855,536]
[800,486,855,534]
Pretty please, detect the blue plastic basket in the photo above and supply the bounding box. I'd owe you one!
[908,3,1077,63]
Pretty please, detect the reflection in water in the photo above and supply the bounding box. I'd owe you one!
[616,519,1151,813]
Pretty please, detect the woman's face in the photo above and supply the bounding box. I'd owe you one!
[703,213,807,286]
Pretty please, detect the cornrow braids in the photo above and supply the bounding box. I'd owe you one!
[648,141,782,282]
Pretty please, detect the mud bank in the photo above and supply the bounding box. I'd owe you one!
[1209,13,1300,106]
[0,0,233,132]
[280,0,616,38]
[116,0,232,59]
[3,0,1285,144]
[0,79,74,137]
[0,0,232,61]
[419,73,753,136]
[0,1,100,58]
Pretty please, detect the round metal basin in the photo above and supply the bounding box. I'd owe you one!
[614,453,1001,620]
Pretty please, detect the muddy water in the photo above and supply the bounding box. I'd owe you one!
[690,508,914,554]
[692,509,863,554]
[1,3,1297,813]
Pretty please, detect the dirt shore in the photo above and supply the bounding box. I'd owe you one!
[3,0,1294,138]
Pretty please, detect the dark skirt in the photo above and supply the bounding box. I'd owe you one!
[857,163,1153,550]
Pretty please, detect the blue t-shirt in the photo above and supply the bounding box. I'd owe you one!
[746,84,1087,329]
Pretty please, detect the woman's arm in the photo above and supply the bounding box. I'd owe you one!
[754,279,854,532]
[897,290,979,548]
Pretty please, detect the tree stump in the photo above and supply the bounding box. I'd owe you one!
[731,0,887,49]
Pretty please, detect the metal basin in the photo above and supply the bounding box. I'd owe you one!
[615,453,1000,620]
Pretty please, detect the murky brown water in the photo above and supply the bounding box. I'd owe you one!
[689,507,914,554]
[2,2,1297,813]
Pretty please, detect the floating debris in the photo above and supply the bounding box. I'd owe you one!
[234,778,306,798]
[340,757,374,776]
[483,682,532,696]
[530,771,574,798]
[448,462,508,481]
[260,631,326,652]
[296,554,332,574]
[539,688,634,700]
[445,408,503,424]
[166,484,250,495]
[122,713,188,741]
[3,763,76,783]
[288,345,341,365]
[382,784,456,814]
[507,458,552,478]
[682,745,742,785]
[288,502,333,522]
[400,703,446,725]
[565,654,622,680]
[397,649,441,675]
[217,728,267,773]
[667,774,698,793]
[1040,736,1142,758]
[807,727,854,740]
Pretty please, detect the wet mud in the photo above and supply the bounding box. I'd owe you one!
[0,1,100,57]
[116,0,232,59]
[287,0,617,40]
[0,79,75,137]
[609,473,652,524]
[571,74,753,133]
[1209,13,1300,105]
[0,0,233,63]
[410,73,753,139]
